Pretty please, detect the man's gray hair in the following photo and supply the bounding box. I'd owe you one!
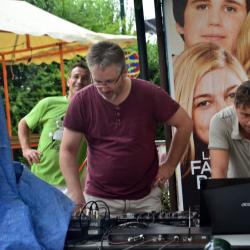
[86,41,126,72]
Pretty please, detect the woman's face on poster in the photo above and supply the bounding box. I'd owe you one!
[192,66,242,144]
[177,0,247,54]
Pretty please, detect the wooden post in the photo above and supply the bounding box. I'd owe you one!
[59,44,66,96]
[1,57,12,136]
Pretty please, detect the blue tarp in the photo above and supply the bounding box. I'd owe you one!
[0,95,74,250]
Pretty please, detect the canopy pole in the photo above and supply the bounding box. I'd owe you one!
[59,44,66,96]
[134,0,149,80]
[1,57,12,136]
[154,0,178,212]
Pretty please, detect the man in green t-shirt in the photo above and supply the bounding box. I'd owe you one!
[18,61,90,192]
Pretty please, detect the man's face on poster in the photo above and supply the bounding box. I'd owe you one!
[176,0,247,54]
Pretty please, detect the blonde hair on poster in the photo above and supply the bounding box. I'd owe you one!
[174,42,248,177]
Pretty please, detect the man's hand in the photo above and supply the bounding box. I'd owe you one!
[154,106,192,186]
[73,203,86,216]
[18,117,41,166]
[154,163,176,186]
[22,148,41,165]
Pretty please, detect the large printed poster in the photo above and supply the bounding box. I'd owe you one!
[163,0,249,209]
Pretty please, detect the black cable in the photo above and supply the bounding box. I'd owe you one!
[93,200,111,220]
[106,221,146,246]
[89,200,99,218]
[136,212,144,223]
[79,201,98,228]
[81,200,98,212]
[79,211,90,229]
[100,224,119,249]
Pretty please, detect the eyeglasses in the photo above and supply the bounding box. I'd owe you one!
[91,71,123,87]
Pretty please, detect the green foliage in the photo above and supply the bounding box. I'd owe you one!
[0,0,168,209]
[147,42,160,84]
[146,42,165,140]
[25,0,134,34]
[0,0,163,160]
[1,0,135,136]
[0,63,62,134]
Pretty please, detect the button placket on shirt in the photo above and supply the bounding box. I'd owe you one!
[115,106,121,127]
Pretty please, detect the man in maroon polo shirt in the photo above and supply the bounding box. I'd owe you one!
[60,41,192,216]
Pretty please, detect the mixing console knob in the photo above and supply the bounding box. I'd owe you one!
[157,234,163,242]
[174,235,180,241]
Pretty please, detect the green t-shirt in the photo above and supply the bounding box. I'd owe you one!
[25,96,87,186]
